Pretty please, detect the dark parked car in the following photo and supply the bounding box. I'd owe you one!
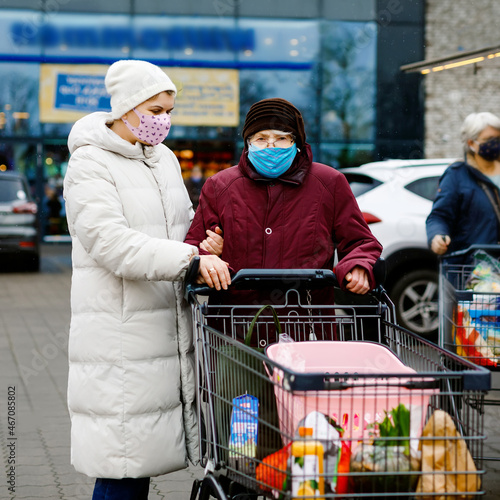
[0,171,40,271]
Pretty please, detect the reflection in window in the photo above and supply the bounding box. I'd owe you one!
[239,69,318,137]
[320,143,375,170]
[321,21,376,167]
[0,63,41,137]
[0,142,38,198]
[237,19,319,63]
[42,122,73,139]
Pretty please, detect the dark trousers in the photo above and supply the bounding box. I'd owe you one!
[92,477,150,500]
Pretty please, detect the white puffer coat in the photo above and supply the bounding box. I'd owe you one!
[64,112,199,479]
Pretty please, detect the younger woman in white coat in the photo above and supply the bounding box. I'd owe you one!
[64,59,230,500]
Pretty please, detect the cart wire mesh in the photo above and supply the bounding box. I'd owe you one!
[191,287,489,499]
[439,246,500,376]
[439,250,500,370]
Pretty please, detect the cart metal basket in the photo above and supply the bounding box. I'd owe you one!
[187,265,490,499]
[439,245,500,371]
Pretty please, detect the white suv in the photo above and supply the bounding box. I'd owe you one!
[341,158,456,339]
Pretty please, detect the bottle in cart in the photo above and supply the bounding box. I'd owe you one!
[291,426,325,498]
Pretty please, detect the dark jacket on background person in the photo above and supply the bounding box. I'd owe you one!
[185,144,382,289]
[426,160,500,261]
[184,176,206,210]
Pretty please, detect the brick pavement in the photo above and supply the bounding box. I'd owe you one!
[0,244,203,499]
[0,243,499,499]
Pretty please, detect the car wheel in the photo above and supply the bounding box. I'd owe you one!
[389,269,439,339]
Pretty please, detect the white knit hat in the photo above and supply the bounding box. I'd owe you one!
[105,60,177,119]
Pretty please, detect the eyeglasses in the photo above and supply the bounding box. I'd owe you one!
[249,135,295,149]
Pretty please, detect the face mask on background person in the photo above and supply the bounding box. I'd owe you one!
[473,136,500,161]
[248,143,298,178]
[122,108,171,146]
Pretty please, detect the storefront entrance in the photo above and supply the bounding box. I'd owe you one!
[1,139,236,240]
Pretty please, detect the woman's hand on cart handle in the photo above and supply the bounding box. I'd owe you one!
[197,254,231,290]
[200,226,223,256]
[345,265,371,294]
[431,234,451,255]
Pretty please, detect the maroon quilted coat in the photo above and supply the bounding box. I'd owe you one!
[185,144,382,289]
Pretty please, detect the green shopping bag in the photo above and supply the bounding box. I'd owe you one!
[213,305,283,468]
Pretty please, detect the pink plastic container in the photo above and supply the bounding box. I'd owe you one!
[265,341,436,441]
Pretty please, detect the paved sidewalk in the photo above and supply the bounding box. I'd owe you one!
[0,245,203,499]
[0,244,499,499]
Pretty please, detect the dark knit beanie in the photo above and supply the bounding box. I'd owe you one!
[242,98,306,148]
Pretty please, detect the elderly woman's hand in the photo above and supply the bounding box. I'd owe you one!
[197,254,231,290]
[431,234,450,255]
[200,226,223,256]
[345,265,371,294]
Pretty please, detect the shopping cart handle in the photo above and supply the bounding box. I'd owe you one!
[442,244,500,259]
[185,257,386,300]
[227,268,339,288]
[184,261,339,300]
[373,257,386,287]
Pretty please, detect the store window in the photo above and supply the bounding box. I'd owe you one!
[132,16,241,63]
[0,142,38,187]
[0,63,41,137]
[40,144,69,237]
[237,18,319,64]
[0,8,379,225]
[320,21,377,168]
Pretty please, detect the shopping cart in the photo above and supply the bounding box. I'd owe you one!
[438,245,500,369]
[186,262,490,499]
[438,244,500,464]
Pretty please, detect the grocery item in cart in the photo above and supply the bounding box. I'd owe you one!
[228,395,259,474]
[290,426,326,498]
[290,411,350,496]
[416,409,479,498]
[465,249,500,292]
[255,444,291,492]
[453,304,498,367]
[256,411,351,496]
[266,341,436,441]
[350,403,420,494]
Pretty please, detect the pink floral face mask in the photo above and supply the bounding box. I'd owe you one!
[122,108,171,146]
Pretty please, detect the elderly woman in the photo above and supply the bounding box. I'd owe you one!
[185,97,382,300]
[184,97,382,468]
[64,59,229,500]
[427,112,500,260]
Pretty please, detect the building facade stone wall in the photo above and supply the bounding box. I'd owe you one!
[424,0,500,158]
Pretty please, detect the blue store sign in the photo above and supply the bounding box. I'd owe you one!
[54,73,110,112]
[10,22,255,53]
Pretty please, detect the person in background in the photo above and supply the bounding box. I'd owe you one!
[44,185,62,234]
[427,112,500,262]
[63,59,229,500]
[184,164,206,209]
[185,97,382,299]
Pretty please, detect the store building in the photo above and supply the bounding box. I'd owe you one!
[0,0,424,236]
[417,0,500,159]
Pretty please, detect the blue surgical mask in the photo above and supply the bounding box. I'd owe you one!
[248,144,298,178]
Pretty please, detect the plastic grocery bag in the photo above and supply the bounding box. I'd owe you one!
[349,404,420,494]
[465,250,500,292]
[416,410,479,500]
[256,412,351,496]
[291,412,343,495]
[453,304,498,367]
